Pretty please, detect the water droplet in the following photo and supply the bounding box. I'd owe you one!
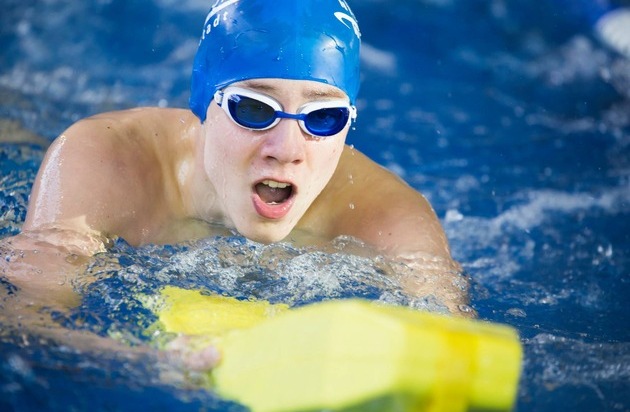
[506,308,527,318]
[458,304,474,314]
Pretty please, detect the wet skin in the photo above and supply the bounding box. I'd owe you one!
[1,79,470,369]
[18,79,455,260]
[0,79,471,369]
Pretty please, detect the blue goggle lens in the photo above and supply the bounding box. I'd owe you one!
[304,107,350,136]
[226,95,350,137]
[228,95,277,129]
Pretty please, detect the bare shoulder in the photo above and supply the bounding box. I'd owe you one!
[23,108,197,244]
[64,107,195,149]
[40,107,192,157]
[303,145,451,259]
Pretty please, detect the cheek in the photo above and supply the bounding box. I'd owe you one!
[308,140,345,188]
[202,123,259,202]
[320,140,345,171]
[203,118,241,173]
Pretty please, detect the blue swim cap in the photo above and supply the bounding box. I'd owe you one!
[189,0,361,122]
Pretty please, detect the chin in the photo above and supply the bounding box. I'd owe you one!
[239,224,292,245]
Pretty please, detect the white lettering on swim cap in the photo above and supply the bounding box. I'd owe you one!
[337,0,350,12]
[334,12,361,39]
[204,0,240,25]
[200,0,237,41]
[202,11,229,40]
[200,0,360,41]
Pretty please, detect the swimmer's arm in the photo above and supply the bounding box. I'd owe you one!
[3,114,153,305]
[353,183,471,315]
[0,232,90,309]
[308,146,471,315]
[24,119,115,242]
[23,112,164,248]
[315,146,452,257]
[0,238,219,378]
[1,233,220,373]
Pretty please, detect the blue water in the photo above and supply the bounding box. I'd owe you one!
[1,0,629,411]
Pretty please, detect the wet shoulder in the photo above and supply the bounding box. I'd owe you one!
[56,108,195,168]
[300,146,398,234]
[84,107,194,149]
[329,145,404,194]
[303,145,448,256]
[31,108,199,240]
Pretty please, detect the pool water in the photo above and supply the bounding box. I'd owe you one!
[1,0,629,411]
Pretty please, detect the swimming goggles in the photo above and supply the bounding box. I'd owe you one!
[214,87,357,138]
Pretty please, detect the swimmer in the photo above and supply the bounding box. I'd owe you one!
[1,0,469,337]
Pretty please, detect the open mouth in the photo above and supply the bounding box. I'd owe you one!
[254,180,294,205]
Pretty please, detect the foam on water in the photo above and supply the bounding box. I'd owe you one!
[521,334,630,411]
[67,235,455,343]
[446,186,628,253]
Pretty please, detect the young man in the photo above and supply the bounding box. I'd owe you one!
[1,0,468,315]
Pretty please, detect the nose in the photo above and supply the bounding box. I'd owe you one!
[259,119,306,165]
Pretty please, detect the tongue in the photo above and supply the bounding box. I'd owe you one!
[255,183,292,204]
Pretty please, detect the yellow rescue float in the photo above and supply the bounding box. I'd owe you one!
[153,286,522,412]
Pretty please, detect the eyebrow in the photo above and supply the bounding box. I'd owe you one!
[240,80,347,100]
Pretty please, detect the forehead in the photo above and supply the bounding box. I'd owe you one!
[233,78,348,101]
